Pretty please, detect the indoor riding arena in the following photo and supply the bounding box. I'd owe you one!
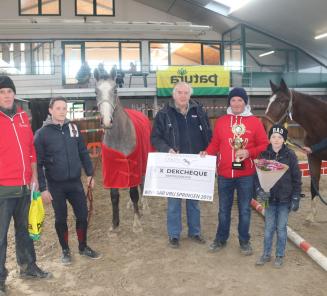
[1,1,327,295]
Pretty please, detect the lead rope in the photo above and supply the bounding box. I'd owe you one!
[83,120,105,226]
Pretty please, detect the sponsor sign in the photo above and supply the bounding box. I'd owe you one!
[156,66,230,96]
[143,152,216,201]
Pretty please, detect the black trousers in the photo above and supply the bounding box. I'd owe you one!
[48,179,88,251]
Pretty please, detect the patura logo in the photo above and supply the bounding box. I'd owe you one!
[170,68,218,85]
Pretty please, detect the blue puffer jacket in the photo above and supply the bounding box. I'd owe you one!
[151,99,212,154]
[34,117,93,192]
[260,144,302,203]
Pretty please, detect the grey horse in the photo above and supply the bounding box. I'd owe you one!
[94,71,151,232]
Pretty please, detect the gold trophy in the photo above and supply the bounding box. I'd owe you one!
[229,123,248,170]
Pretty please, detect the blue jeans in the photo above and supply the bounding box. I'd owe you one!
[167,197,200,239]
[263,203,290,257]
[0,191,36,282]
[215,175,254,244]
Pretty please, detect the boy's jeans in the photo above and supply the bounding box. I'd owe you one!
[167,198,200,239]
[263,203,289,257]
[0,192,36,282]
[215,175,254,244]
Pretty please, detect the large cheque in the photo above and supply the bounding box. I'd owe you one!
[143,152,217,201]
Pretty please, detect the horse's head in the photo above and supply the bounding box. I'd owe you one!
[94,70,117,128]
[263,79,292,133]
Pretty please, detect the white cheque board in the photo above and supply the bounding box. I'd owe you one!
[143,152,216,201]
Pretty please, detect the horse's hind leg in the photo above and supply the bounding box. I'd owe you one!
[110,188,120,231]
[305,158,321,223]
[130,186,143,233]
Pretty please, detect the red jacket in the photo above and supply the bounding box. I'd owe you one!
[0,108,36,186]
[206,114,268,178]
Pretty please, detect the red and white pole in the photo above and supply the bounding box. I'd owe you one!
[251,199,327,271]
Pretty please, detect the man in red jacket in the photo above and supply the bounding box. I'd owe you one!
[0,76,51,296]
[201,87,268,255]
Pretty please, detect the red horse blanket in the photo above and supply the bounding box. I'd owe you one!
[102,109,152,188]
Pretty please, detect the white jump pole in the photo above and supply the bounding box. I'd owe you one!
[251,199,327,271]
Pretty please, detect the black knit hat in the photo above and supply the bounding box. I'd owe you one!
[0,75,16,93]
[228,87,248,105]
[268,124,288,141]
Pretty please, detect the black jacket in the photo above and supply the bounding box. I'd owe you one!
[151,99,212,153]
[34,117,93,192]
[260,144,302,203]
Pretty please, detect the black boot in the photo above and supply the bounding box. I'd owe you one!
[20,262,52,279]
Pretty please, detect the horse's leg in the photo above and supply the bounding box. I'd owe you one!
[130,186,143,233]
[110,188,120,231]
[306,157,321,223]
[139,177,150,214]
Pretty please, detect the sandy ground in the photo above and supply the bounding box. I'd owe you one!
[4,166,327,296]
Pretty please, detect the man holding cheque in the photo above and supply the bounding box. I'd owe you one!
[151,82,212,248]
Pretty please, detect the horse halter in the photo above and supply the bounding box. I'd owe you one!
[96,86,118,128]
[264,89,294,125]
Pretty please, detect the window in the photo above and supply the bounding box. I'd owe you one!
[67,102,85,120]
[63,41,141,84]
[121,43,141,71]
[171,43,201,66]
[150,42,221,71]
[76,0,114,16]
[19,0,60,15]
[203,44,221,65]
[0,42,54,75]
[150,43,169,71]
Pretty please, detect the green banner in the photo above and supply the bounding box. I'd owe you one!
[156,66,230,97]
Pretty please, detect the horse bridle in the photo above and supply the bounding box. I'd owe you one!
[263,89,294,125]
[96,87,118,128]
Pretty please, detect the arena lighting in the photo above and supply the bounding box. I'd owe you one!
[259,50,275,57]
[315,32,327,40]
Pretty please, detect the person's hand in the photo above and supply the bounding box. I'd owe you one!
[41,190,53,204]
[199,151,208,158]
[290,196,300,212]
[29,176,39,191]
[168,148,177,154]
[302,147,312,154]
[87,176,95,189]
[235,149,249,161]
[256,187,270,202]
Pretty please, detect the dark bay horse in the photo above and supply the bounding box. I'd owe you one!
[263,79,327,222]
[94,72,152,232]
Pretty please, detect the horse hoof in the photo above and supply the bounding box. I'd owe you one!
[133,216,143,233]
[110,225,120,233]
[126,200,133,210]
[305,214,315,223]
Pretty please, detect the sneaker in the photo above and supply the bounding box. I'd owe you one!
[79,246,101,259]
[20,263,52,279]
[189,235,206,244]
[61,249,72,265]
[240,242,253,256]
[168,237,180,249]
[255,255,271,266]
[274,256,283,268]
[208,240,226,252]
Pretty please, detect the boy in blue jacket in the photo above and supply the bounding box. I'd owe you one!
[255,124,302,268]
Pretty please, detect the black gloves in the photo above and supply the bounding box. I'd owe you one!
[290,196,300,212]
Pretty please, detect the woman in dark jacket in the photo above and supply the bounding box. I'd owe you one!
[255,124,301,268]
